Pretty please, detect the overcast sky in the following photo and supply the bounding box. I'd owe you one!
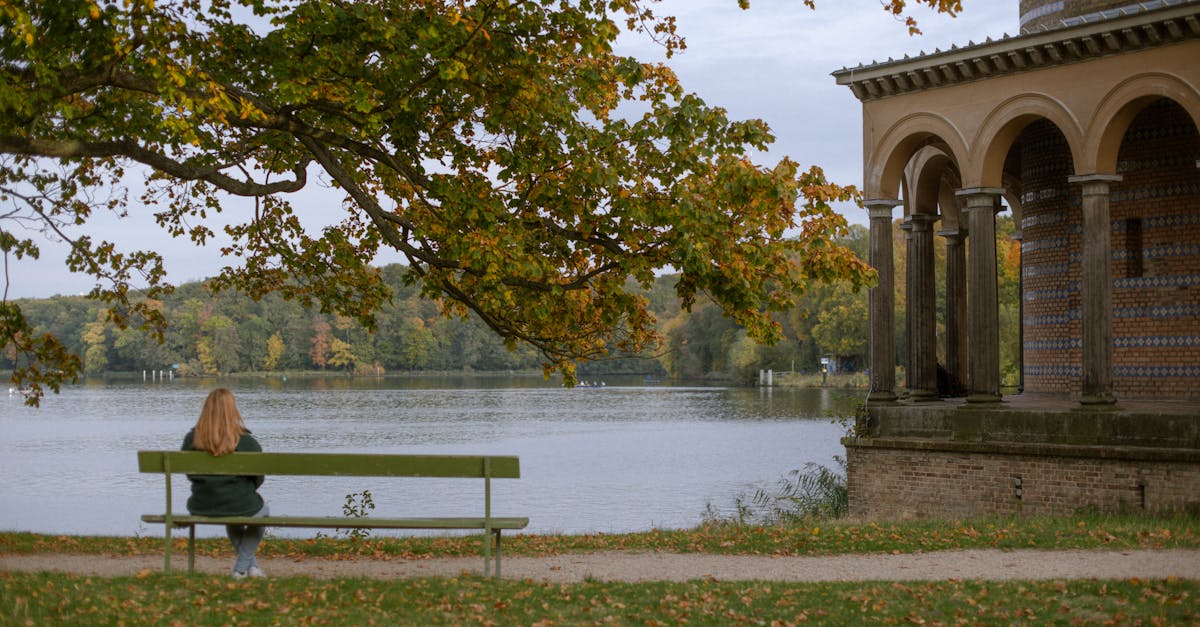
[8,1,1018,300]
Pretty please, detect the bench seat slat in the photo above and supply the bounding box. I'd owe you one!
[141,514,529,530]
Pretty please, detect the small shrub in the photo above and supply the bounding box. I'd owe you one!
[317,489,376,541]
[340,489,375,540]
[706,458,848,525]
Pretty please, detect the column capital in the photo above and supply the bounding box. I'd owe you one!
[954,187,1005,198]
[909,213,939,227]
[938,228,965,240]
[1067,173,1123,184]
[956,188,1004,213]
[863,199,902,220]
[1069,173,1123,196]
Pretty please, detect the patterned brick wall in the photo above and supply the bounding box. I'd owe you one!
[1020,119,1080,394]
[1110,99,1200,399]
[846,444,1200,518]
[1019,100,1200,399]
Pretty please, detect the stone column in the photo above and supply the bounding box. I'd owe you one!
[1011,228,1025,393]
[957,188,1004,403]
[1069,174,1121,405]
[865,200,901,403]
[939,227,968,392]
[899,218,914,395]
[909,213,940,400]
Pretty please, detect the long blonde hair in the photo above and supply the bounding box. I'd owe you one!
[193,388,246,456]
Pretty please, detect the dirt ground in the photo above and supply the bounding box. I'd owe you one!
[4,548,1200,582]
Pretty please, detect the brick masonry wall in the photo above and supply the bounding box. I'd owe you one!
[1020,100,1200,399]
[846,444,1200,519]
[1020,118,1080,395]
[1109,99,1200,399]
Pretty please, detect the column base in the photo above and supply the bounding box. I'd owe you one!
[907,389,941,402]
[1080,393,1118,407]
[966,392,1003,404]
[866,390,898,404]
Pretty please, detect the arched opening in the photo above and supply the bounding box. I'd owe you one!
[896,147,966,399]
[1109,98,1200,399]
[866,113,968,200]
[1005,118,1076,395]
[972,98,1083,397]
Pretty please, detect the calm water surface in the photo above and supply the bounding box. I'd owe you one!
[0,376,858,536]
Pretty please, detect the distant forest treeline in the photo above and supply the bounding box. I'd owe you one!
[4,220,1021,384]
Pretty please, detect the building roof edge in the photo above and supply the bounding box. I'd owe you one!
[832,3,1200,101]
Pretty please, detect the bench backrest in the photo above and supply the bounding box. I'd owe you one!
[137,451,520,479]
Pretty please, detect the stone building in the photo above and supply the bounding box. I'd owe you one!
[833,0,1200,517]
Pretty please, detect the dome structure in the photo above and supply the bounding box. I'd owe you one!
[1019,0,1179,33]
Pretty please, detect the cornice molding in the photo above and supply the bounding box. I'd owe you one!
[832,3,1200,102]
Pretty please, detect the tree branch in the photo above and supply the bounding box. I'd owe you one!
[295,135,443,265]
[0,136,309,197]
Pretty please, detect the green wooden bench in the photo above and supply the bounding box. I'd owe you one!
[137,451,528,577]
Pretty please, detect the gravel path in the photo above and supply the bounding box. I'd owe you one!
[4,549,1200,582]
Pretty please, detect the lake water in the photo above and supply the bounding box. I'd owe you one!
[0,376,859,537]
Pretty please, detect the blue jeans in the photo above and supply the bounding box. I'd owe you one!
[226,503,269,573]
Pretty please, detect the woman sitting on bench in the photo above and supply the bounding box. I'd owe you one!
[182,388,269,579]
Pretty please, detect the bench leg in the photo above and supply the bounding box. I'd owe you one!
[494,529,503,578]
[163,526,172,573]
[188,525,196,573]
[481,528,504,578]
[483,527,492,577]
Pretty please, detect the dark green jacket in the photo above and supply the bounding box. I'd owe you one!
[181,429,265,516]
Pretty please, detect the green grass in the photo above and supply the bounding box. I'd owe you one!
[3,516,1199,624]
[3,571,1197,625]
[3,514,1197,560]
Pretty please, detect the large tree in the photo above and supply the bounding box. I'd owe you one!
[0,0,958,403]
